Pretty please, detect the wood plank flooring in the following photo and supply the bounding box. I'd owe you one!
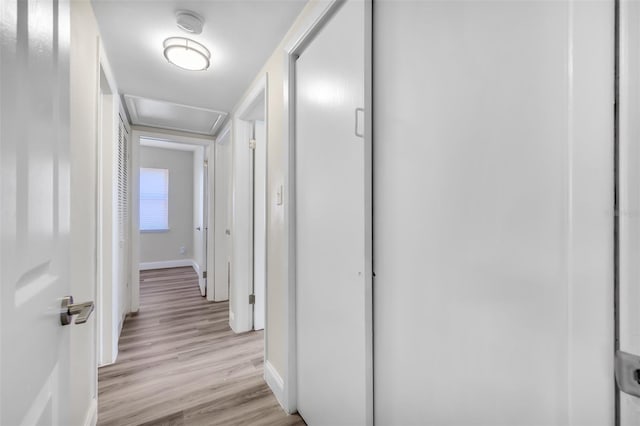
[98,267,305,426]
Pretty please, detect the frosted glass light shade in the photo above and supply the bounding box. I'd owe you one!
[163,37,211,71]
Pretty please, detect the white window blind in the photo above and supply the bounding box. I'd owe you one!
[140,167,169,231]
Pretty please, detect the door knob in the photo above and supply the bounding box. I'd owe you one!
[196,226,201,231]
[60,296,95,325]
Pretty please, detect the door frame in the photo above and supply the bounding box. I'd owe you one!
[211,121,232,303]
[281,0,373,416]
[229,74,268,334]
[129,128,214,312]
[96,44,124,367]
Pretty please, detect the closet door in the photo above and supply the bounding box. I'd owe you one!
[374,1,614,424]
[295,0,371,424]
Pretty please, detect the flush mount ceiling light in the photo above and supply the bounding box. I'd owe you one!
[163,37,211,71]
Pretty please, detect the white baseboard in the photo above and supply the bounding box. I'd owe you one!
[139,259,194,270]
[83,398,97,426]
[264,360,287,412]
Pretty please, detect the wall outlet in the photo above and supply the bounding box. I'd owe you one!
[179,245,186,256]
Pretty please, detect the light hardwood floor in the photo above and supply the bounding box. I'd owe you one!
[98,267,305,426]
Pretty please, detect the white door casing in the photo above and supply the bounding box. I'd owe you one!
[295,0,372,424]
[253,120,266,331]
[1,0,72,424]
[231,77,267,333]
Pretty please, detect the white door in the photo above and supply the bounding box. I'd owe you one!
[203,150,209,297]
[1,0,72,424]
[295,1,371,424]
[374,1,613,425]
[619,1,640,422]
[214,132,231,301]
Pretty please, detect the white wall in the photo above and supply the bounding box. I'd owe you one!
[139,146,194,265]
[69,1,99,424]
[228,0,328,386]
[373,1,614,425]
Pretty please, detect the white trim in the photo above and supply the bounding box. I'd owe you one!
[216,120,232,143]
[282,0,373,416]
[264,361,287,413]
[82,398,97,426]
[283,0,344,414]
[130,127,215,313]
[139,259,195,271]
[96,41,123,368]
[205,143,217,301]
[230,74,268,334]
[124,94,227,136]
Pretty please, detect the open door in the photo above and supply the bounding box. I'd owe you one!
[1,0,76,424]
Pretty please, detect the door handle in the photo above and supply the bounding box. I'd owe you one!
[355,107,364,138]
[196,226,201,231]
[616,350,640,398]
[60,296,95,325]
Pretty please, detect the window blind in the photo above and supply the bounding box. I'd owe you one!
[140,167,169,231]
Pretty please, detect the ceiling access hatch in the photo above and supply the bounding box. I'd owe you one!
[124,94,226,136]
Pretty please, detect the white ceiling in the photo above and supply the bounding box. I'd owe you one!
[91,0,307,127]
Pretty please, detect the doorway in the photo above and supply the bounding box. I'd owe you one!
[97,63,131,367]
[230,77,267,333]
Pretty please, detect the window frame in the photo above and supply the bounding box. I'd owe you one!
[139,167,170,232]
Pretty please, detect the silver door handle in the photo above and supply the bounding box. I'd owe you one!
[616,350,640,398]
[355,108,364,138]
[60,296,94,325]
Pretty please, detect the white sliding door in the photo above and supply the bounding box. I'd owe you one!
[374,1,614,425]
[295,0,371,424]
[619,1,640,422]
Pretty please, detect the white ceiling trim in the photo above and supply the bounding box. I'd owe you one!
[140,137,200,152]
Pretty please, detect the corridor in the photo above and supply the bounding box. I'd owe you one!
[97,267,304,426]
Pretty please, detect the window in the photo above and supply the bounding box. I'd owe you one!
[140,168,169,231]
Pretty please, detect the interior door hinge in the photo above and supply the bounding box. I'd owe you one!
[249,294,255,305]
[202,271,207,279]
[249,139,256,150]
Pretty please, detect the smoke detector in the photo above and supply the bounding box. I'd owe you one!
[175,11,204,35]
